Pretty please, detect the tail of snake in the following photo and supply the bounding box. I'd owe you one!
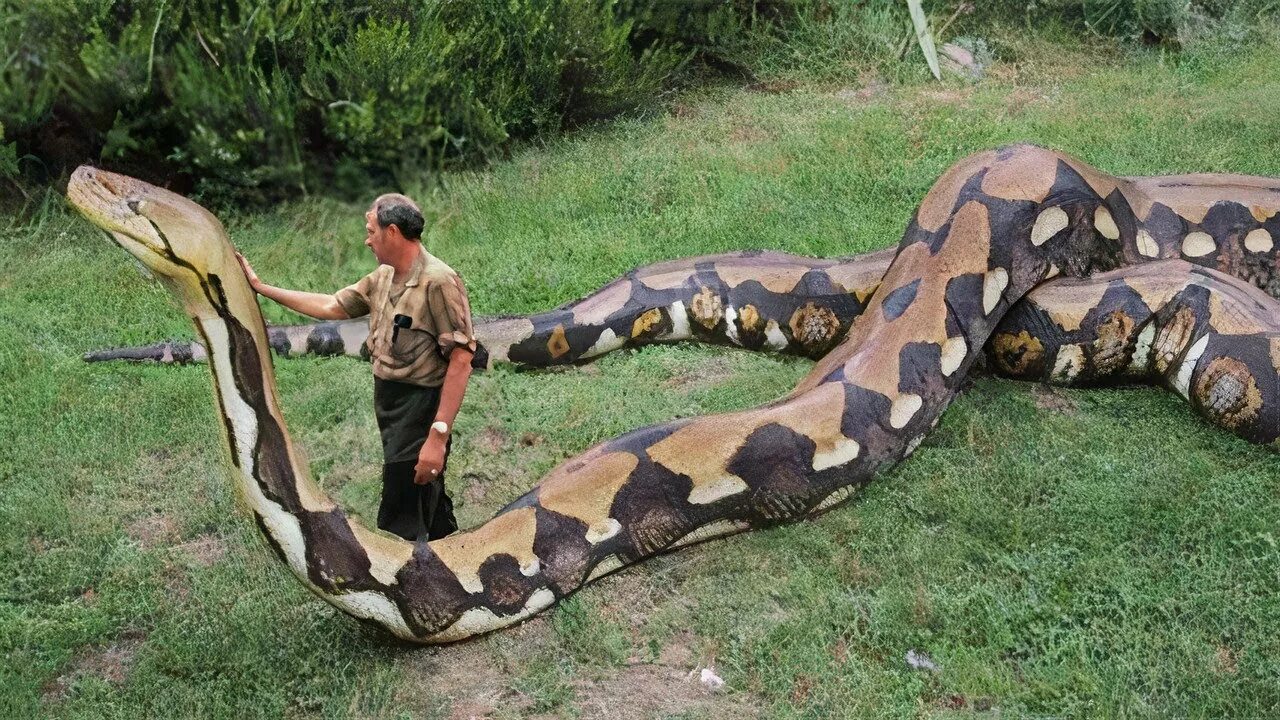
[68,145,1280,642]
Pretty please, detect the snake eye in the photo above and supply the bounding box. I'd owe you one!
[127,199,142,214]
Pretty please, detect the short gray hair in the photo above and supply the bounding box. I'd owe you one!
[372,193,424,240]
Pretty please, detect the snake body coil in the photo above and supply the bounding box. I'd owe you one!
[69,145,1280,642]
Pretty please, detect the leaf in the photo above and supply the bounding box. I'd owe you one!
[906,0,941,81]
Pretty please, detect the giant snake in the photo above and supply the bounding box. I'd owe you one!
[68,145,1280,643]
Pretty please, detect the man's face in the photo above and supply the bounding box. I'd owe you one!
[364,208,393,264]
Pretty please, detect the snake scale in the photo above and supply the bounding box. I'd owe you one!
[69,144,1280,643]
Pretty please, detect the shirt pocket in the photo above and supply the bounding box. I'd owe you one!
[387,306,436,365]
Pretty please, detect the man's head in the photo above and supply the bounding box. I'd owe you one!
[364,193,424,264]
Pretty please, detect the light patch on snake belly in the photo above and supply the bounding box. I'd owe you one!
[1173,335,1210,399]
[889,393,923,429]
[1051,344,1085,382]
[425,588,556,643]
[687,474,749,504]
[904,435,925,456]
[669,519,750,549]
[200,317,261,477]
[1244,228,1273,253]
[812,437,860,471]
[983,269,1009,315]
[812,485,855,513]
[1136,230,1160,258]
[586,554,624,582]
[764,320,788,350]
[1181,232,1216,258]
[659,301,691,340]
[1031,206,1069,246]
[584,518,622,544]
[723,305,741,345]
[334,591,414,639]
[580,328,625,359]
[940,336,967,376]
[1130,323,1157,374]
[1095,206,1121,239]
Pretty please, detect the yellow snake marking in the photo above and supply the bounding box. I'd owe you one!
[916,150,996,233]
[431,507,540,594]
[647,381,854,504]
[537,450,638,543]
[980,145,1060,202]
[716,263,810,294]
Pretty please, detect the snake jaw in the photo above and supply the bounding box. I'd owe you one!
[68,165,246,314]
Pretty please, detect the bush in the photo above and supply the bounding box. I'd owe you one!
[0,0,690,206]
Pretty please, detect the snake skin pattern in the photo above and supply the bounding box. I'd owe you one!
[69,145,1280,643]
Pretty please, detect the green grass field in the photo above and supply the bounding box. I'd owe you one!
[4,30,1280,719]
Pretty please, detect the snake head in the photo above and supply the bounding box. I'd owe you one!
[67,166,249,313]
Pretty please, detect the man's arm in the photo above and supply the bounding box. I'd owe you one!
[237,252,350,321]
[414,347,474,485]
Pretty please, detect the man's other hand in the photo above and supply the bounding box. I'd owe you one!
[414,432,447,485]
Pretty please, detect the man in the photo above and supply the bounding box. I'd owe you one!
[235,194,475,541]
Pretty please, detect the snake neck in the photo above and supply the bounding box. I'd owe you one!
[194,274,425,638]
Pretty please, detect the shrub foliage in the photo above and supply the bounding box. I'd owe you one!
[2,0,1274,204]
[0,0,700,204]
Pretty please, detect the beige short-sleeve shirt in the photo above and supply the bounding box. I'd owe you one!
[334,250,477,387]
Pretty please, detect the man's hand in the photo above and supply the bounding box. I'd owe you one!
[235,251,263,292]
[414,431,447,485]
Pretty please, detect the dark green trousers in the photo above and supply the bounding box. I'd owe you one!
[374,378,459,542]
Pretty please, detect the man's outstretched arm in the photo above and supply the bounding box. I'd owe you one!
[237,252,350,320]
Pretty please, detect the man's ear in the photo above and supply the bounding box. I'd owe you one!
[386,224,405,242]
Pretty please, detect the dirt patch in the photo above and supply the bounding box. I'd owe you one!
[126,513,179,549]
[572,660,762,720]
[395,618,558,719]
[176,534,227,567]
[472,426,508,454]
[42,630,146,703]
[661,356,737,391]
[1216,645,1240,675]
[833,81,887,105]
[1031,384,1078,414]
[745,79,798,94]
[918,88,974,106]
[729,125,770,145]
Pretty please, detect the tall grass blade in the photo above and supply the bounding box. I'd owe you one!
[906,0,941,80]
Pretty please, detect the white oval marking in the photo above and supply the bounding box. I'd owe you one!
[1051,344,1085,383]
[659,301,691,340]
[889,393,923,429]
[1031,206,1069,246]
[585,518,622,544]
[1173,335,1210,400]
[983,268,1009,315]
[580,328,625,359]
[687,475,749,505]
[1129,323,1156,374]
[1244,228,1274,253]
[940,336,967,377]
[763,320,788,351]
[1136,230,1159,258]
[1181,231,1216,258]
[1094,206,1120,240]
[812,438,860,471]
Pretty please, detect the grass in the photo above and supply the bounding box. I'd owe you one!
[4,26,1280,720]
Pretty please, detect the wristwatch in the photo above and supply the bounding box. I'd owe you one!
[430,420,450,435]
